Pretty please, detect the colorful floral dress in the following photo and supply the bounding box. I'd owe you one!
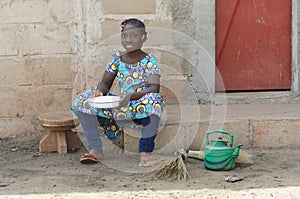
[71,52,165,139]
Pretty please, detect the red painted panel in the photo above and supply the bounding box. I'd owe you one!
[216,0,291,91]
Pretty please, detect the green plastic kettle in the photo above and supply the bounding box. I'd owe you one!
[204,130,243,171]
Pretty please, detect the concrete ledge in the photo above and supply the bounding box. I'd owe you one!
[124,103,300,153]
[252,119,300,147]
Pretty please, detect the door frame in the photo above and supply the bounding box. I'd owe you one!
[291,0,299,93]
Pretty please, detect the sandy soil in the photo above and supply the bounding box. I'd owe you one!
[0,133,300,199]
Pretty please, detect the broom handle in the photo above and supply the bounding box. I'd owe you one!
[206,130,234,147]
[187,149,252,164]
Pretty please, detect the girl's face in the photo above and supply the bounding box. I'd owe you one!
[121,24,145,52]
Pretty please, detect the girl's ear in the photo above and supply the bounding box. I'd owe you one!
[141,34,147,43]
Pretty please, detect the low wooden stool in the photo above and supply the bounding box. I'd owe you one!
[38,111,82,154]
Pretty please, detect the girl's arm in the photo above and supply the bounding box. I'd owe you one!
[95,71,117,96]
[119,74,160,106]
[131,74,160,99]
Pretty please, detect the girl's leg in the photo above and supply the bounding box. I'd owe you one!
[77,111,104,160]
[137,115,160,166]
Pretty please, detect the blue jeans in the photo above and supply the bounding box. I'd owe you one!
[77,112,103,153]
[133,115,160,153]
[76,111,160,153]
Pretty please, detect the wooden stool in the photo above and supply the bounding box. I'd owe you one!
[38,111,82,154]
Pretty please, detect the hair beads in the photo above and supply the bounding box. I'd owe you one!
[120,19,127,31]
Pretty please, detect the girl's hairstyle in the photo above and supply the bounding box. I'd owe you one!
[120,18,147,35]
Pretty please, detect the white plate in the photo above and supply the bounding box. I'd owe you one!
[87,96,120,108]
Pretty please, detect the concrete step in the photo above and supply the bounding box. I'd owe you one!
[214,91,300,105]
[124,102,300,154]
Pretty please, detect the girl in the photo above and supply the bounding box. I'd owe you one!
[71,18,164,167]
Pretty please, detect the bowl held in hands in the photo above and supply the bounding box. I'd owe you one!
[87,96,120,108]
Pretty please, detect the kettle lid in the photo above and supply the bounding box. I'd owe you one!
[211,137,228,144]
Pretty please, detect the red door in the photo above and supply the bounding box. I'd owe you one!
[216,0,292,91]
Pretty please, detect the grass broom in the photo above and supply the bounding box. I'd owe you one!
[149,149,189,181]
[148,148,253,181]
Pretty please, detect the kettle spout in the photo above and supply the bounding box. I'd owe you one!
[232,144,243,159]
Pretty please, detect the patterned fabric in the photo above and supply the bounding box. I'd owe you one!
[71,52,165,139]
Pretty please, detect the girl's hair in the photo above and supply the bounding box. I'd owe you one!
[120,18,147,35]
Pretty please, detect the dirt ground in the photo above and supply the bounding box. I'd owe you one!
[0,133,300,199]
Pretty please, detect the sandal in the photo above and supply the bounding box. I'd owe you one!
[80,153,100,164]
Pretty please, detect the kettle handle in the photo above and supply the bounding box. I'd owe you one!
[206,130,234,147]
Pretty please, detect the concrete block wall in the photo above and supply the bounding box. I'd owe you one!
[0,0,76,137]
[1,0,299,152]
[0,0,179,138]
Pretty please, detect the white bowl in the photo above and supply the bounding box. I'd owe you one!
[87,96,120,108]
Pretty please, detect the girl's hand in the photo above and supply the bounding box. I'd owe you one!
[94,90,103,97]
[118,93,132,107]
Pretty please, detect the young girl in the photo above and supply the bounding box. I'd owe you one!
[71,18,164,167]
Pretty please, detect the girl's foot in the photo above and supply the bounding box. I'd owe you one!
[139,153,155,167]
[90,150,104,160]
[80,150,104,164]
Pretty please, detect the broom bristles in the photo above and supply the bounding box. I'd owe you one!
[150,156,189,181]
[236,149,253,164]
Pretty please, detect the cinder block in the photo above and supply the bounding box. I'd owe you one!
[253,120,300,148]
[144,20,173,47]
[18,85,73,117]
[189,122,209,150]
[0,1,44,23]
[0,0,75,24]
[161,76,197,104]
[43,57,73,85]
[0,58,25,87]
[0,25,19,56]
[18,87,53,116]
[123,127,139,153]
[102,0,156,14]
[52,87,74,111]
[21,24,74,55]
[18,86,72,116]
[23,56,74,86]
[46,0,76,22]
[159,51,185,75]
[144,26,173,47]
[162,104,202,125]
[155,123,181,151]
[220,120,251,148]
[0,88,19,117]
[190,120,251,150]
[0,117,35,138]
[100,19,121,41]
[154,123,198,154]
